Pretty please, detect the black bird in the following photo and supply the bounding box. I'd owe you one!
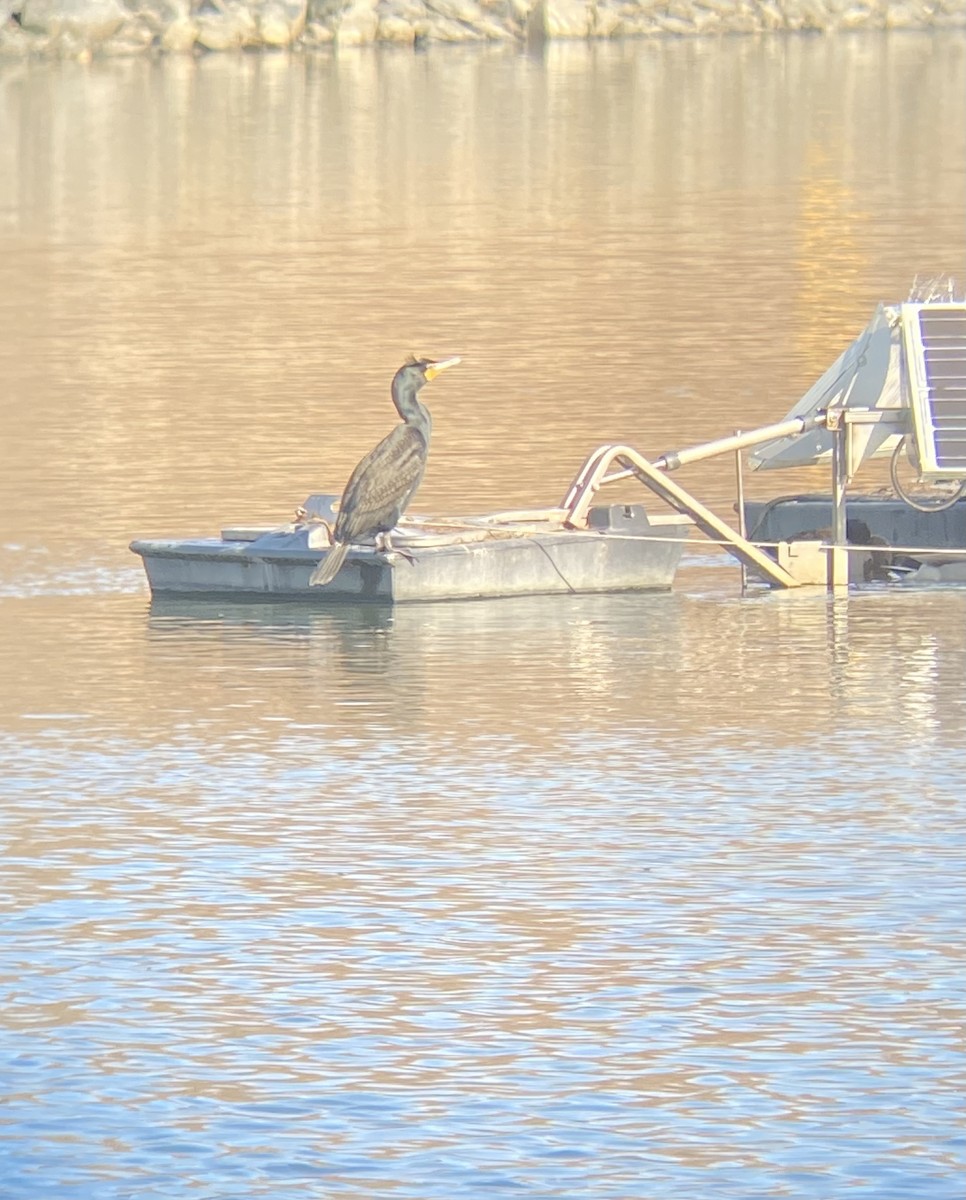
[309,355,460,587]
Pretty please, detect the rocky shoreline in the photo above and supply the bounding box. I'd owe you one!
[1,0,963,57]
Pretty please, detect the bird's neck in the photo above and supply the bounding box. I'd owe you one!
[391,380,432,439]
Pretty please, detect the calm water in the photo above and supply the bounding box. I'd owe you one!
[1,34,965,1200]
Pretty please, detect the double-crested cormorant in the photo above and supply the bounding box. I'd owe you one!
[309,355,460,587]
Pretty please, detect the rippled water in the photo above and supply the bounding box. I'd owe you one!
[2,34,965,1200]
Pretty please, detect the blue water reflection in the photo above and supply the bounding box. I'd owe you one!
[2,588,963,1197]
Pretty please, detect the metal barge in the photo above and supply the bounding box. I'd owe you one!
[131,286,966,600]
[130,491,691,604]
[129,411,841,603]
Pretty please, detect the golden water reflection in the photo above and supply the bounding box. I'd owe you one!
[1,35,963,569]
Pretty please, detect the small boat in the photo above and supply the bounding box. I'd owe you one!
[130,491,691,603]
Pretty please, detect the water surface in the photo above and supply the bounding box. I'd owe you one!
[1,34,965,1200]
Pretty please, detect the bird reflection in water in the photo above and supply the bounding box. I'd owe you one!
[146,598,424,727]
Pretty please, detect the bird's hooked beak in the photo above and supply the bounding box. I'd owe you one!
[424,356,461,381]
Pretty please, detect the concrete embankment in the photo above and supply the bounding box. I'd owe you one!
[1,0,963,58]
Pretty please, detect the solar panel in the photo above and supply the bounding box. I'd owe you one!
[902,302,966,477]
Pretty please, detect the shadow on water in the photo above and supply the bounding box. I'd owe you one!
[142,580,966,749]
[145,588,686,680]
[148,595,397,638]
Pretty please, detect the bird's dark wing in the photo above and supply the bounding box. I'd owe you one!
[335,423,429,541]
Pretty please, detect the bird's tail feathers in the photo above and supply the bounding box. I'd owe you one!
[309,541,350,587]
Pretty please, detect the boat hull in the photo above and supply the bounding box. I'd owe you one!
[744,494,966,549]
[131,507,690,604]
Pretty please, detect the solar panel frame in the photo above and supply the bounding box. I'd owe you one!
[901,302,966,478]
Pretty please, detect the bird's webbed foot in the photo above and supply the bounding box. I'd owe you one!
[375,532,417,566]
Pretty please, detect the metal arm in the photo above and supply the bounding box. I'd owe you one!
[561,413,829,526]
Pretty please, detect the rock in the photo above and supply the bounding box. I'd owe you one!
[301,17,335,39]
[19,0,127,41]
[838,3,875,27]
[195,13,241,46]
[425,0,481,19]
[425,0,513,34]
[376,12,417,38]
[259,5,290,40]
[381,0,431,33]
[507,0,535,19]
[689,4,725,29]
[428,12,488,32]
[655,12,696,32]
[473,0,517,23]
[755,0,786,29]
[131,0,190,31]
[794,0,834,28]
[101,12,155,47]
[160,13,196,46]
[884,0,948,24]
[306,0,342,18]
[588,1,620,34]
[474,13,514,30]
[0,19,47,52]
[258,0,306,42]
[336,0,378,42]
[612,11,659,34]
[3,0,963,52]
[530,0,591,35]
[43,25,90,53]
[195,1,257,48]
